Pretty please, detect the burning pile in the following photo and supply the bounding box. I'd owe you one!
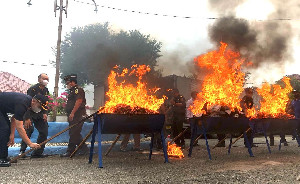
[191,42,246,115]
[99,64,165,114]
[247,77,294,119]
[167,142,184,158]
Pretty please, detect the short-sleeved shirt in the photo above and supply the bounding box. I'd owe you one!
[65,85,86,114]
[0,92,32,121]
[27,83,49,114]
[27,83,49,97]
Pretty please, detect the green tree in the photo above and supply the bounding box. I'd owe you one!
[60,23,162,86]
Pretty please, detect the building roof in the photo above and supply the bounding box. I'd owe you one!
[0,72,31,93]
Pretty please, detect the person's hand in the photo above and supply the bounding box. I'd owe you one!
[24,119,32,129]
[7,134,15,146]
[43,114,48,122]
[69,113,74,121]
[29,143,41,150]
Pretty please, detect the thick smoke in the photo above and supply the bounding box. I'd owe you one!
[207,0,298,68]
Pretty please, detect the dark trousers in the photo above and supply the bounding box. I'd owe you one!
[20,118,48,155]
[0,111,10,159]
[269,134,286,142]
[67,111,86,153]
[172,115,185,146]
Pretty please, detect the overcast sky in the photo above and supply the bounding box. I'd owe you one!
[1,0,299,94]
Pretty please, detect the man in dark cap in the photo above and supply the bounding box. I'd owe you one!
[0,92,41,167]
[19,73,50,158]
[61,74,88,157]
[19,94,49,158]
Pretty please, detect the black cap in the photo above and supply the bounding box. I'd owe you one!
[33,94,49,110]
[64,74,77,83]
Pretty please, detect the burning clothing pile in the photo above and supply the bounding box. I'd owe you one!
[110,104,157,114]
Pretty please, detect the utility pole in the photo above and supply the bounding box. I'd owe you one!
[53,0,68,120]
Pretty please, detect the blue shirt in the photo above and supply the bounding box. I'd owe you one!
[0,92,32,121]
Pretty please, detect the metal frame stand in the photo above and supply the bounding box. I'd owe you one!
[89,115,169,168]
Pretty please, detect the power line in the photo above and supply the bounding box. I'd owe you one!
[1,60,54,67]
[73,0,299,21]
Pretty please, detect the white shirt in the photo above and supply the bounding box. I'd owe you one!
[186,98,195,118]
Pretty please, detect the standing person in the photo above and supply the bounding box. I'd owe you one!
[61,74,89,157]
[171,89,186,148]
[291,91,300,141]
[186,91,199,146]
[0,92,41,167]
[19,73,50,158]
[186,91,199,133]
[240,88,256,147]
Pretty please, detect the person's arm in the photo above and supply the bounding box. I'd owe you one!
[15,119,40,149]
[7,116,16,146]
[69,99,83,121]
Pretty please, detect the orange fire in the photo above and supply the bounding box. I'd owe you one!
[191,42,246,115]
[167,142,184,158]
[99,64,165,113]
[247,77,293,119]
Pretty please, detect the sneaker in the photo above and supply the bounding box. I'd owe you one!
[132,148,143,151]
[6,157,17,163]
[18,151,26,159]
[0,158,11,167]
[60,152,72,157]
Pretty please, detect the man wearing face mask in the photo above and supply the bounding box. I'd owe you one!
[19,73,50,158]
[60,74,88,157]
[0,92,41,167]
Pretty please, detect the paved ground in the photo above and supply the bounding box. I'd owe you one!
[1,136,300,184]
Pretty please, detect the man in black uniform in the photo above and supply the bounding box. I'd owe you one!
[61,74,88,157]
[0,92,41,167]
[171,89,186,148]
[19,73,49,158]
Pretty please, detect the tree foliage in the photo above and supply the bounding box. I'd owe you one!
[60,23,162,86]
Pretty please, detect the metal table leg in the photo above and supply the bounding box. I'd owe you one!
[88,117,98,164]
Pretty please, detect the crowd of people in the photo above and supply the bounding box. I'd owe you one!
[0,73,88,167]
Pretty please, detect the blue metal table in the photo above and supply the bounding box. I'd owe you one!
[188,116,253,160]
[88,113,169,168]
[250,118,300,153]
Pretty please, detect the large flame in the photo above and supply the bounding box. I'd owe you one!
[191,42,245,115]
[99,64,165,113]
[167,142,184,158]
[247,77,293,119]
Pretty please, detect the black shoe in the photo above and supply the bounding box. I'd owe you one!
[30,154,49,158]
[0,159,11,167]
[77,146,89,155]
[60,152,72,157]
